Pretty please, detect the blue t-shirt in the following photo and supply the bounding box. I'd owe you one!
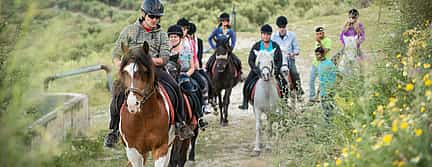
[318,58,336,97]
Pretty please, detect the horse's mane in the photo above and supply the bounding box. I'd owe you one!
[120,46,154,80]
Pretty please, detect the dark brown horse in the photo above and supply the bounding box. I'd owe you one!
[209,38,241,126]
[119,42,175,167]
[165,65,201,166]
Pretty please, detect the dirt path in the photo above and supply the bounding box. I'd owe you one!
[184,39,313,166]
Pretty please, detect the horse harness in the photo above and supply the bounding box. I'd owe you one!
[125,83,156,106]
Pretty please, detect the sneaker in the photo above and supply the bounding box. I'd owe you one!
[198,118,209,130]
[104,130,119,148]
[238,104,248,110]
[176,123,194,140]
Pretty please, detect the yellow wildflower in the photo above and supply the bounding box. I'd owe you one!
[335,159,342,166]
[405,83,414,91]
[374,92,380,96]
[424,63,431,69]
[342,147,349,157]
[356,137,363,143]
[400,121,408,129]
[352,129,358,134]
[383,134,393,145]
[425,79,432,87]
[420,106,426,112]
[392,120,399,132]
[377,105,384,113]
[426,90,431,98]
[323,162,329,167]
[396,54,401,58]
[415,129,423,136]
[388,97,398,107]
[316,163,321,167]
[398,84,402,89]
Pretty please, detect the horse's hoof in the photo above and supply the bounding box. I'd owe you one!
[221,121,228,127]
[213,111,219,116]
[250,150,261,157]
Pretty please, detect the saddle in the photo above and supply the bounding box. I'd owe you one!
[249,79,282,103]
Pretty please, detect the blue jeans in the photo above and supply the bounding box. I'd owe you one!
[321,96,335,123]
[287,58,302,92]
[309,65,318,99]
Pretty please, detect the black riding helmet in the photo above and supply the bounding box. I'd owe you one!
[177,18,189,27]
[260,24,273,34]
[167,25,183,37]
[141,0,164,16]
[219,12,230,21]
[348,8,359,17]
[188,22,196,35]
[276,16,288,28]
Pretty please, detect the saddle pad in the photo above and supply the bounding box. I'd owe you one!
[183,94,197,126]
[158,84,175,125]
[250,81,282,102]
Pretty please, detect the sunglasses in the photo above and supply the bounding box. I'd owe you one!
[148,15,161,19]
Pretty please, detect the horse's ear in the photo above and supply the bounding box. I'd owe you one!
[270,48,276,55]
[142,41,149,54]
[253,49,260,56]
[121,42,129,54]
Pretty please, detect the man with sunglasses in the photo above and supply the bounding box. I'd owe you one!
[104,0,194,148]
[309,26,332,104]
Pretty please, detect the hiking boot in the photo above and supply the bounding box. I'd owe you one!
[238,102,248,110]
[104,130,119,148]
[176,122,194,140]
[198,118,209,130]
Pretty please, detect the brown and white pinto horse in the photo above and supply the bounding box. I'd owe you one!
[119,42,175,167]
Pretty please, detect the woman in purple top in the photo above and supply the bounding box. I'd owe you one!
[338,9,365,74]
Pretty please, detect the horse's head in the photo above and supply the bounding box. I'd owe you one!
[254,49,275,81]
[214,37,232,72]
[119,42,155,113]
[280,51,290,78]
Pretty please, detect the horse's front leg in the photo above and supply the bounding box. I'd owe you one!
[125,148,146,167]
[265,112,273,152]
[217,92,224,125]
[153,143,170,167]
[222,88,232,126]
[252,107,261,157]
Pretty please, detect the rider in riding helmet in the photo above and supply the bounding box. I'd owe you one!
[104,0,194,148]
[188,22,213,115]
[238,24,283,110]
[206,12,242,81]
[271,16,304,98]
[167,24,209,130]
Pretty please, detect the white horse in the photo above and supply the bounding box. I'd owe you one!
[251,49,280,157]
[339,35,360,75]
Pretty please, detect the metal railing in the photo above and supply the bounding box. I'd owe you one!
[44,64,113,93]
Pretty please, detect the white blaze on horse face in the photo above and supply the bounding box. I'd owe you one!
[216,53,228,60]
[124,63,140,112]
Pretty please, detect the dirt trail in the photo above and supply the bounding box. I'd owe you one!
[184,37,313,167]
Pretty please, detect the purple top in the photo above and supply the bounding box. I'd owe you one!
[340,23,365,48]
